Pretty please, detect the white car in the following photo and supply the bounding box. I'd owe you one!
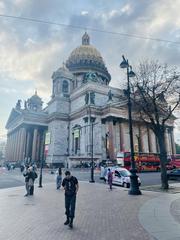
[105,167,141,188]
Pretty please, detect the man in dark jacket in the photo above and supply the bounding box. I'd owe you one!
[62,170,79,229]
[28,166,38,195]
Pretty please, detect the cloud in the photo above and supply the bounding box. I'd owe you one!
[0,1,5,12]
[0,87,17,94]
[81,11,88,16]
[0,28,65,82]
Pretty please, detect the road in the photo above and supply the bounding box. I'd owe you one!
[0,167,163,189]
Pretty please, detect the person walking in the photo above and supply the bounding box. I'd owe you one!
[23,165,30,196]
[62,170,79,229]
[108,168,113,190]
[20,164,25,172]
[56,167,62,190]
[28,166,38,196]
[100,165,107,183]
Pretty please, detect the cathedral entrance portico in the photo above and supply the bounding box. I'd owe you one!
[24,125,47,166]
[6,124,47,166]
[102,116,127,160]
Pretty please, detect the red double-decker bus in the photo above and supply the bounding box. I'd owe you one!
[116,151,161,172]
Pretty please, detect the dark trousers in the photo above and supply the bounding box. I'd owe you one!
[56,176,62,189]
[108,180,112,190]
[65,194,76,219]
[29,185,34,195]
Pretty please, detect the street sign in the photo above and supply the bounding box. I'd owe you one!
[134,144,139,152]
[45,132,51,145]
[74,129,80,138]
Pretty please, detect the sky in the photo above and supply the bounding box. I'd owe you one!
[0,0,180,141]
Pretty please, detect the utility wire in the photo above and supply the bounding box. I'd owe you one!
[0,14,180,45]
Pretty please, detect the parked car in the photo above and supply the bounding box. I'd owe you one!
[104,167,141,188]
[167,169,180,180]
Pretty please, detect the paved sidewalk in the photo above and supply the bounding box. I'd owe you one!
[139,193,180,240]
[0,182,180,240]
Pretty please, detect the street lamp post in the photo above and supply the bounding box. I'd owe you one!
[89,106,95,183]
[38,156,43,188]
[90,119,95,183]
[120,55,141,195]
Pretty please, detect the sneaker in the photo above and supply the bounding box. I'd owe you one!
[24,194,28,197]
[64,219,69,225]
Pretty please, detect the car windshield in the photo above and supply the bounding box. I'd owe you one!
[119,170,131,177]
[117,152,124,158]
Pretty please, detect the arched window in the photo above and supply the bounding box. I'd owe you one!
[62,80,69,93]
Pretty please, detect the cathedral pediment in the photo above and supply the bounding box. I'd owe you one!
[5,108,23,129]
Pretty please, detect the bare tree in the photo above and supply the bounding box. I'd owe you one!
[131,60,180,189]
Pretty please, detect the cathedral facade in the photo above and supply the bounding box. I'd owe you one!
[5,33,176,167]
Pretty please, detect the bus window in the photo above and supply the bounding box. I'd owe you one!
[124,161,131,167]
[124,152,131,158]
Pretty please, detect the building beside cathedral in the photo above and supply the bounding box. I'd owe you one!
[5,33,176,167]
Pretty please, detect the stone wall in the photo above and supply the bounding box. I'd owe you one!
[71,95,85,113]
[48,98,70,114]
[46,120,68,164]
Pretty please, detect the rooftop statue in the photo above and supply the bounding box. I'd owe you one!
[24,100,27,110]
[15,99,21,110]
[84,71,98,83]
[108,90,113,101]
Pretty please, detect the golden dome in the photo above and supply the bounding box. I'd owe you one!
[67,45,104,66]
[66,33,111,83]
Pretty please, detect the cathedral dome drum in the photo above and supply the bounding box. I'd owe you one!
[27,91,43,111]
[66,32,111,85]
